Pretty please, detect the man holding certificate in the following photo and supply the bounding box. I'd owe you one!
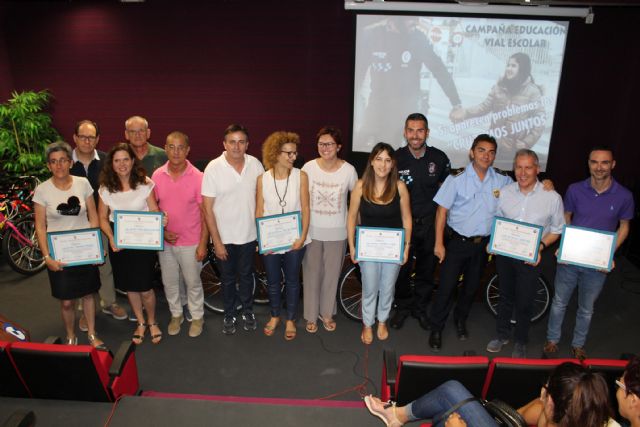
[544,147,634,360]
[486,149,564,358]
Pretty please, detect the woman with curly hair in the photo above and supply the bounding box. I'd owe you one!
[256,131,310,340]
[98,143,163,345]
[364,361,619,427]
[347,142,412,345]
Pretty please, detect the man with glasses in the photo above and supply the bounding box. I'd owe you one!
[202,124,264,335]
[152,132,208,337]
[391,113,451,332]
[70,120,128,329]
[124,115,167,175]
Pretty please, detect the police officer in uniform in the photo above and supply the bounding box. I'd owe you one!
[429,134,512,351]
[391,113,450,330]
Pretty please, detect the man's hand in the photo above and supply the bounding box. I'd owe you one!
[445,412,467,427]
[213,240,228,261]
[164,231,179,245]
[449,106,465,123]
[195,243,207,262]
[434,242,446,263]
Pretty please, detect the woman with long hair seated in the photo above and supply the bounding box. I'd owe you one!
[617,355,640,427]
[365,361,620,427]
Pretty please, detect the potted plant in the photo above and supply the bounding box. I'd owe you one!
[0,90,61,184]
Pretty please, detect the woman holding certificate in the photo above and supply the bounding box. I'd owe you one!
[347,142,412,345]
[98,143,163,345]
[301,126,357,334]
[256,131,310,340]
[33,141,105,349]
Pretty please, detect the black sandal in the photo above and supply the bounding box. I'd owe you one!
[148,322,163,344]
[132,323,146,345]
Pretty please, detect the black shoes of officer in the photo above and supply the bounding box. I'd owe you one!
[389,310,408,329]
[455,319,468,341]
[417,314,431,331]
[429,331,442,352]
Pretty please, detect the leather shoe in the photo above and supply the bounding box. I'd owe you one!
[429,331,442,352]
[455,319,468,341]
[417,314,431,331]
[389,310,408,330]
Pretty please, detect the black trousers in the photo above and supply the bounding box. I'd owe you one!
[393,217,437,316]
[495,255,541,344]
[429,236,488,331]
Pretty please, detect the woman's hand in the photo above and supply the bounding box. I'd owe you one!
[162,211,169,227]
[45,256,65,272]
[291,238,304,251]
[109,237,120,253]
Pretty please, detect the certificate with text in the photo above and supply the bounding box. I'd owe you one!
[256,212,302,254]
[558,225,617,271]
[355,226,404,263]
[114,210,164,250]
[47,228,104,267]
[489,217,543,263]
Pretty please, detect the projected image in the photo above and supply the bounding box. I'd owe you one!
[353,15,568,170]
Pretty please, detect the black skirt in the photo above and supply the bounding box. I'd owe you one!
[109,244,157,292]
[47,264,100,300]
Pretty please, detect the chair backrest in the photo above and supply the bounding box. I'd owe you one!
[395,355,489,406]
[8,341,114,402]
[0,341,30,398]
[483,357,578,408]
[585,358,628,421]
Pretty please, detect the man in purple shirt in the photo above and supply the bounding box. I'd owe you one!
[544,147,634,360]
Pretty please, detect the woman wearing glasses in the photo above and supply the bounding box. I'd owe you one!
[33,141,105,349]
[301,127,357,334]
[98,143,164,345]
[256,131,310,340]
[364,361,620,427]
[617,355,640,427]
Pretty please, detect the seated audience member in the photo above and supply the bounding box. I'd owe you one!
[364,361,619,427]
[618,355,640,427]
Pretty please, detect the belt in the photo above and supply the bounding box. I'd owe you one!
[450,228,488,244]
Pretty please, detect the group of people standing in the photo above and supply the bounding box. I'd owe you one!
[32,112,633,361]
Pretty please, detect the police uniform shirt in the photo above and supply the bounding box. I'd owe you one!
[397,145,451,219]
[433,163,512,237]
[497,181,565,235]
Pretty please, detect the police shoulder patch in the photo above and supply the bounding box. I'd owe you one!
[451,167,465,177]
[493,167,509,176]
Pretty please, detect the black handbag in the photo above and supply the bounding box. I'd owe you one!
[433,397,528,427]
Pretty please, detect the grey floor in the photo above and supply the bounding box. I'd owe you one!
[1,255,640,426]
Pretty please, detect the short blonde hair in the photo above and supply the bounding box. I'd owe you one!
[262,131,300,170]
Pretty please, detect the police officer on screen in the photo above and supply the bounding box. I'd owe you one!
[390,113,450,331]
[428,134,512,352]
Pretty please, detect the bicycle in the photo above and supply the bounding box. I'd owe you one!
[336,254,552,324]
[0,208,45,275]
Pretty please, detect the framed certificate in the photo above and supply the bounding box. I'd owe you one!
[114,210,164,250]
[355,226,404,263]
[256,211,302,254]
[47,228,104,267]
[558,225,617,271]
[489,217,544,263]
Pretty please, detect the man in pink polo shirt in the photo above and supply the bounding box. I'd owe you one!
[152,131,209,337]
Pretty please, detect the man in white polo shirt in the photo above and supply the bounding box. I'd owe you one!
[202,124,264,335]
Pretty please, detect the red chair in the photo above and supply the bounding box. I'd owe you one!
[382,350,489,406]
[7,339,139,402]
[0,341,29,398]
[482,357,578,409]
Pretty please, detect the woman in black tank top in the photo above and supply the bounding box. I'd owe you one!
[347,143,412,345]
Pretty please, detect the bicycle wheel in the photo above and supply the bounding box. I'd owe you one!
[201,258,257,314]
[337,263,362,322]
[485,273,552,324]
[2,216,45,275]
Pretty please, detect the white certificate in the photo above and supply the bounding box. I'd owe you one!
[114,210,164,250]
[256,212,301,254]
[47,228,104,267]
[558,225,617,271]
[355,226,404,263]
[489,217,543,263]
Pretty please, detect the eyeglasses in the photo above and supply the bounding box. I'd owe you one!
[318,142,336,148]
[76,135,97,142]
[281,151,298,158]
[48,158,71,165]
[616,378,627,392]
[166,144,188,152]
[126,129,147,135]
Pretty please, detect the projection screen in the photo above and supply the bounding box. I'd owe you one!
[353,15,569,170]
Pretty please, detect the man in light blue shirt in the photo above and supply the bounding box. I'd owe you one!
[486,149,564,358]
[429,134,512,351]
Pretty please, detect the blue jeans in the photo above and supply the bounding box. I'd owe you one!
[359,261,401,327]
[217,241,257,317]
[546,263,607,348]
[262,247,306,320]
[408,380,497,427]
